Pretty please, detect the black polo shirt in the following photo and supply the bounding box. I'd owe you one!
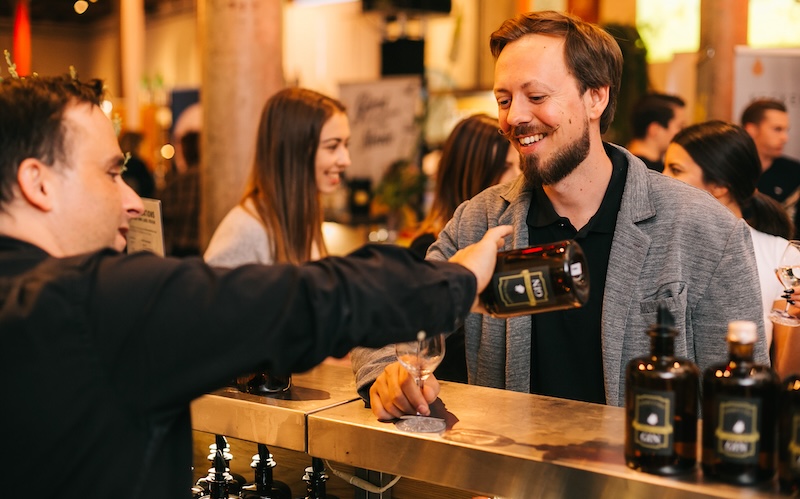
[527,144,628,404]
[758,156,800,203]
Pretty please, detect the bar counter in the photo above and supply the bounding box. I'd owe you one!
[192,365,786,497]
[190,363,359,452]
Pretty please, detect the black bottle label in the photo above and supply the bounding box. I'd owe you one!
[493,265,554,309]
[791,413,800,472]
[632,389,675,455]
[715,397,761,464]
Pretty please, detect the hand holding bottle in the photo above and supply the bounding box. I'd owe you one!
[448,225,513,313]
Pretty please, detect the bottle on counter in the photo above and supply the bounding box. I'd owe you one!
[625,305,700,475]
[241,443,292,499]
[779,374,800,493]
[478,239,590,318]
[701,320,779,484]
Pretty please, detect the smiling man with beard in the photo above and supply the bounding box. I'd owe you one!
[352,11,767,418]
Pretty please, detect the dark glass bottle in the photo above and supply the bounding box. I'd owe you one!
[625,305,700,475]
[779,374,800,493]
[241,444,293,499]
[702,320,779,484]
[479,239,589,318]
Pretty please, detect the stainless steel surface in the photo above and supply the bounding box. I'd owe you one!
[308,381,784,498]
[190,363,359,451]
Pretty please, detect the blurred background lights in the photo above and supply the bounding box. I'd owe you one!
[100,99,113,116]
[74,1,88,14]
[160,144,175,160]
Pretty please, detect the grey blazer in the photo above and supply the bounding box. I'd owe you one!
[351,145,768,407]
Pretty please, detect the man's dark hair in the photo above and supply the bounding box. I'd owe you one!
[629,93,686,139]
[740,98,787,127]
[489,10,623,134]
[0,75,105,206]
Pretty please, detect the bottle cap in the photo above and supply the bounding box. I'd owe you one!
[727,320,757,344]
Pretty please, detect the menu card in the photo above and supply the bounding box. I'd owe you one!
[127,198,165,257]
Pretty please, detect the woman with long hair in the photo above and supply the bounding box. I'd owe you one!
[664,119,792,348]
[205,87,350,266]
[411,113,521,256]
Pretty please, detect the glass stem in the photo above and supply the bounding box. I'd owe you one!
[416,376,424,417]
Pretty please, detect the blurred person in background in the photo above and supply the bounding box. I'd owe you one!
[204,87,349,267]
[626,92,686,173]
[158,131,200,256]
[664,120,792,349]
[120,131,156,198]
[742,98,800,237]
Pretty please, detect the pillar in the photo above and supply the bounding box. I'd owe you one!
[198,0,284,249]
[696,0,748,122]
[120,0,145,130]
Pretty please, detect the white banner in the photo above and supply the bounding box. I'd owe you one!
[733,46,800,161]
[339,76,423,187]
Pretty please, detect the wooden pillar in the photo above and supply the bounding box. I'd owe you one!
[120,0,145,130]
[198,0,284,249]
[696,0,748,121]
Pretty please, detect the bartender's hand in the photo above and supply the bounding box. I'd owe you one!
[369,361,441,421]
[448,225,513,312]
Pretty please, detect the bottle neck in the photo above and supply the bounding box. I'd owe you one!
[728,341,755,363]
[650,334,674,357]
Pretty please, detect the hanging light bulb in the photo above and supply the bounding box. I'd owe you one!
[74,1,89,14]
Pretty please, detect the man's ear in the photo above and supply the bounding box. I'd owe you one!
[17,158,56,212]
[587,86,610,122]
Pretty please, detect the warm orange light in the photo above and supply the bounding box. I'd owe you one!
[74,1,88,14]
[161,144,176,160]
[12,0,31,77]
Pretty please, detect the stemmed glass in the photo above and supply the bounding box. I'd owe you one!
[771,240,800,327]
[394,331,446,433]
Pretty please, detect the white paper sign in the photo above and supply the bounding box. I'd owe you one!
[733,46,800,161]
[339,76,423,186]
[127,198,165,257]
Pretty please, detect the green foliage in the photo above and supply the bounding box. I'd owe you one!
[373,159,426,213]
[602,23,651,146]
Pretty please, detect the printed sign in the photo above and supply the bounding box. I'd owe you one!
[127,198,165,257]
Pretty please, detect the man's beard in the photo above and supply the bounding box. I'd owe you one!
[521,118,591,187]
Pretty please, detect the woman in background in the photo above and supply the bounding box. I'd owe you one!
[205,87,350,266]
[664,120,791,349]
[408,113,521,383]
[411,113,521,256]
